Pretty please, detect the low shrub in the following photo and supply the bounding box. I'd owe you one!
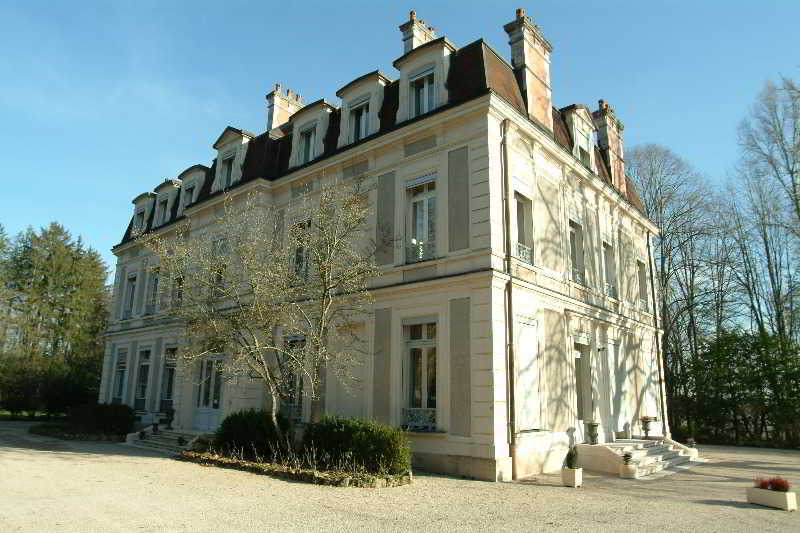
[68,403,136,435]
[565,445,579,468]
[302,416,411,475]
[213,409,289,459]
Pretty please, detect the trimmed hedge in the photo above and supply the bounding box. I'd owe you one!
[213,409,289,459]
[303,416,411,475]
[69,403,136,435]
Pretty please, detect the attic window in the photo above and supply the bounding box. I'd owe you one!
[134,210,145,231]
[300,128,316,164]
[158,199,168,225]
[576,129,591,168]
[410,70,435,118]
[183,186,194,208]
[222,157,234,189]
[351,101,369,142]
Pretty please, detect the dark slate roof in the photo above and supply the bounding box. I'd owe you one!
[116,38,648,248]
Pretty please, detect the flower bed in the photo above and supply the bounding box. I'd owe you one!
[178,451,412,488]
[28,423,125,442]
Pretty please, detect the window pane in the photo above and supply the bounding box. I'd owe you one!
[427,197,436,244]
[426,74,434,113]
[517,199,525,243]
[410,348,422,408]
[426,322,436,339]
[426,347,436,408]
[137,365,149,398]
[201,361,212,407]
[409,324,422,340]
[414,80,424,116]
[212,366,223,408]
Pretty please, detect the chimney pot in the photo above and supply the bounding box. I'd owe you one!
[410,10,416,21]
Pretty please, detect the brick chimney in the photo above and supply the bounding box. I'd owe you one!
[503,8,553,131]
[266,83,304,132]
[399,10,437,54]
[592,99,626,195]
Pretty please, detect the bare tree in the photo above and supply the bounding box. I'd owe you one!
[143,177,377,437]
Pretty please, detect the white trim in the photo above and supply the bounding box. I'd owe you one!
[405,173,436,189]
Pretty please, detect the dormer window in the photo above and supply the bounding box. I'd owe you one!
[411,70,435,118]
[300,128,316,164]
[134,210,145,231]
[222,157,234,189]
[351,102,369,142]
[158,199,168,225]
[577,129,591,167]
[183,186,194,208]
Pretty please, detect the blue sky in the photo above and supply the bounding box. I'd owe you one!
[2,1,798,278]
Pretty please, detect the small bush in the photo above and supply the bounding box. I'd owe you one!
[69,403,136,435]
[213,409,289,459]
[565,445,579,469]
[302,416,411,475]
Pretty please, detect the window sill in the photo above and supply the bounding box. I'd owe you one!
[404,429,447,437]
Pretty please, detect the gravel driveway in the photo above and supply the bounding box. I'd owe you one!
[1,421,798,532]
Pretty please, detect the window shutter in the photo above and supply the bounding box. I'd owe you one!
[448,147,470,252]
[150,338,163,411]
[375,172,396,265]
[373,308,392,423]
[450,298,471,436]
[127,341,138,404]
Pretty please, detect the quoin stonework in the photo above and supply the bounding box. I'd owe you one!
[100,9,669,481]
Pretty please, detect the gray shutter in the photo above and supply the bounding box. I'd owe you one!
[150,337,163,411]
[375,172,396,266]
[115,267,127,319]
[448,147,470,252]
[449,298,471,437]
[373,308,392,423]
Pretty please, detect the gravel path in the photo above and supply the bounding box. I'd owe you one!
[1,421,798,532]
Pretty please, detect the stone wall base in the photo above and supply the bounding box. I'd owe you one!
[412,452,512,481]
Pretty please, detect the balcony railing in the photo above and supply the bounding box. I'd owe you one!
[516,242,533,264]
[403,407,436,432]
[406,241,436,264]
[605,282,618,299]
[571,268,586,286]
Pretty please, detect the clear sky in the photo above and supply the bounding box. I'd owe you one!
[2,0,798,278]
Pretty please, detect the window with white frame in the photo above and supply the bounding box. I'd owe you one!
[515,192,533,264]
[183,185,194,208]
[300,127,316,164]
[291,220,311,282]
[569,221,585,285]
[145,268,159,315]
[160,348,177,412]
[403,321,437,431]
[222,157,234,189]
[134,210,145,231]
[637,260,649,310]
[134,349,150,410]
[410,70,435,118]
[158,198,168,225]
[577,128,591,167]
[351,101,369,142]
[123,274,137,319]
[406,175,436,263]
[281,336,305,421]
[112,349,127,404]
[603,242,617,299]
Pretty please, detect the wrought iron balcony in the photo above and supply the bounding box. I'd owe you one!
[406,241,436,264]
[605,282,618,299]
[403,407,436,432]
[516,242,533,264]
[572,268,586,286]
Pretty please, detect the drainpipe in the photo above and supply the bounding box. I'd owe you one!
[500,118,517,479]
[647,230,669,438]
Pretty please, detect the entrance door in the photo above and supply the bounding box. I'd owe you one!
[608,341,629,437]
[193,359,223,431]
[573,342,592,443]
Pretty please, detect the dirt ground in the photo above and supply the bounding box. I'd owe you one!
[1,421,798,532]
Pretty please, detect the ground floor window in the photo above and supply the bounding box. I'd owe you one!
[134,349,151,410]
[403,321,437,431]
[160,348,176,412]
[112,350,128,404]
[197,359,223,410]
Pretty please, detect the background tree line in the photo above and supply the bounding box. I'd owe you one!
[630,77,800,447]
[0,222,109,417]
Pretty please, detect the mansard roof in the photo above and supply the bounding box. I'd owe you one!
[115,37,645,248]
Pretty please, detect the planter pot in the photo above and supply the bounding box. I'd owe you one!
[586,422,600,445]
[746,487,797,511]
[562,467,582,488]
[620,464,638,479]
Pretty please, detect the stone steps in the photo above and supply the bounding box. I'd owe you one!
[599,439,698,479]
[125,429,197,456]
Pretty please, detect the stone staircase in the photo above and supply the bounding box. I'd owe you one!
[125,429,199,456]
[577,438,699,479]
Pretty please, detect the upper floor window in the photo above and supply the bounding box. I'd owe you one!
[637,260,649,310]
[569,221,585,285]
[183,186,194,208]
[134,210,145,231]
[158,199,168,225]
[603,242,617,299]
[351,102,369,142]
[577,130,591,167]
[146,268,159,315]
[411,71,435,118]
[222,157,234,189]
[406,175,436,263]
[123,274,137,319]
[515,192,533,264]
[300,128,316,164]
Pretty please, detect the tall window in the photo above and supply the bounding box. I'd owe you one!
[406,176,436,263]
[300,128,316,164]
[134,210,145,231]
[112,350,128,404]
[403,322,437,431]
[291,221,310,282]
[197,359,223,410]
[411,71,435,117]
[637,260,649,310]
[351,102,369,142]
[171,276,183,308]
[183,186,194,208]
[603,242,617,299]
[569,221,585,285]
[158,199,168,224]
[124,275,137,319]
[134,350,150,410]
[515,192,533,264]
[282,336,305,422]
[222,158,234,188]
[146,268,159,315]
[160,348,177,412]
